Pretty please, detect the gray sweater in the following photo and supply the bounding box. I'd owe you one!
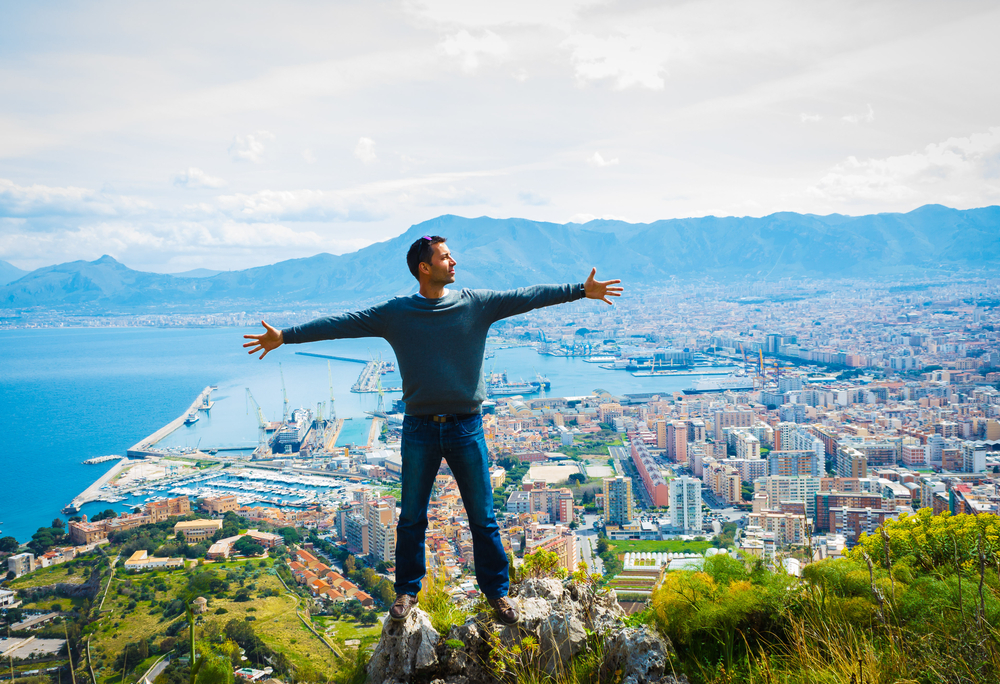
[282,284,585,415]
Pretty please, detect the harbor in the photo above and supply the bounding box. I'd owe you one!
[127,385,215,457]
[61,375,390,518]
[351,359,399,393]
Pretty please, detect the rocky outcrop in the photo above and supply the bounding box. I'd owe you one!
[17,567,103,601]
[366,578,688,684]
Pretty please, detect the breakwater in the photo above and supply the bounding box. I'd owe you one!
[127,386,214,457]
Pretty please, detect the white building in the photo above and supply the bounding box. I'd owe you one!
[7,553,34,578]
[669,477,703,533]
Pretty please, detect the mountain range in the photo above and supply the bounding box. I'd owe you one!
[2,204,998,314]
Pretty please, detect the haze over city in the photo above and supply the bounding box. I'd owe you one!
[2,0,999,274]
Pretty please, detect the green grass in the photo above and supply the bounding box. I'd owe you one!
[322,617,383,641]
[87,561,341,683]
[20,595,89,612]
[606,539,714,555]
[8,563,88,589]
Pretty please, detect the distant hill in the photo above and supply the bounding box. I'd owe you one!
[2,205,998,313]
[170,268,223,278]
[0,259,27,286]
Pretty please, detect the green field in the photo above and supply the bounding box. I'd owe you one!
[85,556,343,683]
[8,562,89,589]
[606,539,714,555]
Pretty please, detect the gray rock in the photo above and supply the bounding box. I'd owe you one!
[367,608,440,684]
[605,626,688,684]
[366,578,683,684]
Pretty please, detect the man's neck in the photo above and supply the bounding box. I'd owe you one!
[418,282,448,299]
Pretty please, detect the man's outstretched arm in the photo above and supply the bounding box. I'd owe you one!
[243,306,388,360]
[486,267,623,321]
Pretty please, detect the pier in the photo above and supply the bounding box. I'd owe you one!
[325,418,346,451]
[367,417,383,448]
[63,458,128,513]
[127,386,214,457]
[295,352,366,364]
[351,360,386,393]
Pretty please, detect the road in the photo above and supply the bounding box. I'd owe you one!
[574,513,604,574]
[140,656,170,684]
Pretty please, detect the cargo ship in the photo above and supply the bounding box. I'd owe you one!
[683,373,755,394]
[486,371,540,397]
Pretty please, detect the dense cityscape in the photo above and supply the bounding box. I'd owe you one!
[4,273,1000,683]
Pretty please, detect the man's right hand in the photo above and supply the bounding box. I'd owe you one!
[243,320,283,360]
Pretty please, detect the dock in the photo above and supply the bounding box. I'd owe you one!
[325,418,345,451]
[63,458,128,513]
[352,360,386,393]
[367,417,383,448]
[127,386,214,457]
[295,352,367,364]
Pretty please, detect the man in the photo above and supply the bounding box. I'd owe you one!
[244,235,622,625]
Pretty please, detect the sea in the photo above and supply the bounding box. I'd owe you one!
[0,326,697,544]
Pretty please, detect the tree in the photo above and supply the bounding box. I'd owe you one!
[344,555,356,574]
[568,473,586,486]
[197,656,235,684]
[51,518,64,529]
[232,536,264,557]
[278,527,300,545]
[373,579,394,607]
[176,531,186,544]
[0,536,18,553]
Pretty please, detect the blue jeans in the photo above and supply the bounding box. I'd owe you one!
[394,414,509,599]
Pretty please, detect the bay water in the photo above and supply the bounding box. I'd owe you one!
[0,326,694,544]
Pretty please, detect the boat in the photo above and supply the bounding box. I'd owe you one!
[632,367,735,377]
[486,371,538,397]
[583,356,617,363]
[683,374,755,394]
[184,412,199,425]
[529,373,552,390]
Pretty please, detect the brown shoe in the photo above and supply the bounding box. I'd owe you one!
[389,594,418,622]
[487,596,520,625]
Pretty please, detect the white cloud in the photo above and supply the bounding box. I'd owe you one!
[437,29,509,72]
[404,0,604,32]
[800,113,822,123]
[842,104,875,124]
[587,152,619,167]
[806,127,1000,206]
[209,169,503,223]
[302,149,317,164]
[518,191,549,206]
[561,27,681,90]
[354,137,378,165]
[228,131,275,163]
[213,188,385,223]
[0,218,332,272]
[173,167,226,189]
[0,178,151,219]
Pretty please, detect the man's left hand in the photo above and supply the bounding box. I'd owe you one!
[584,267,623,305]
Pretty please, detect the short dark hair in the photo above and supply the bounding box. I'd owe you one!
[406,235,446,280]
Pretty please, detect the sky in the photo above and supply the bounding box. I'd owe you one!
[1,0,999,273]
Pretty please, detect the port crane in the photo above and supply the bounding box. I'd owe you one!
[328,361,336,423]
[279,363,290,422]
[245,388,270,451]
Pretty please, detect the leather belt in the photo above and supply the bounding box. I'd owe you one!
[413,413,480,423]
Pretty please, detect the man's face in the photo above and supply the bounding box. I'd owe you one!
[423,242,456,284]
